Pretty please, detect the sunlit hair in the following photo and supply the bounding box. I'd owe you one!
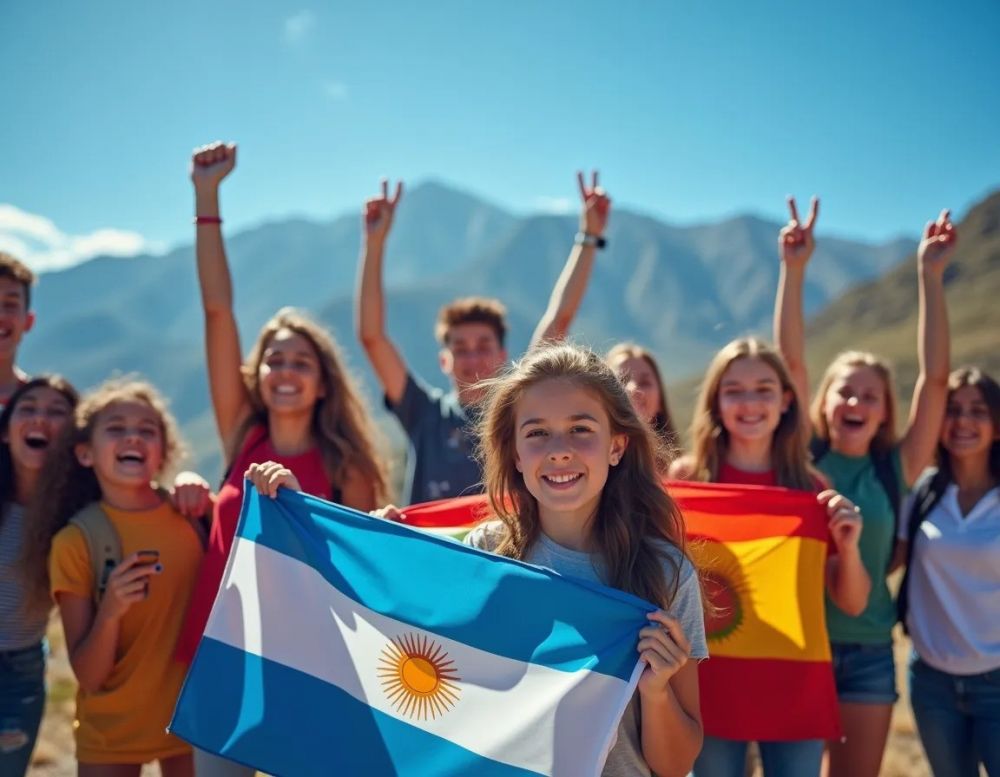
[0,251,35,310]
[811,351,899,454]
[476,342,691,608]
[938,366,1000,481]
[606,342,679,460]
[0,375,79,520]
[238,307,387,501]
[689,337,816,490]
[435,297,508,348]
[21,378,182,608]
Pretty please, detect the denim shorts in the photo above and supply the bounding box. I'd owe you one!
[831,641,898,704]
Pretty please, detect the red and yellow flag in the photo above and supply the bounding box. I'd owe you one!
[403,481,840,741]
[669,480,839,741]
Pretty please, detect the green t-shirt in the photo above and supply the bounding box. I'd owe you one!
[817,445,906,644]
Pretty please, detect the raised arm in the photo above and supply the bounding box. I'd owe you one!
[773,196,819,410]
[191,142,252,452]
[530,171,610,348]
[898,210,956,485]
[355,180,409,406]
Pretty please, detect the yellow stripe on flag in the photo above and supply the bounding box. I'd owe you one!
[689,535,830,662]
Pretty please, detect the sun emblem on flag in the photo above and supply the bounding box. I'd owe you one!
[689,540,752,643]
[378,633,461,720]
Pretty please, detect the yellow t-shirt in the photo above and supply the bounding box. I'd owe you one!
[49,500,204,764]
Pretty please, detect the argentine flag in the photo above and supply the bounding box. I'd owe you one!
[170,485,652,776]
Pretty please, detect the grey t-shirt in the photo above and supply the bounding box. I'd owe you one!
[387,373,483,505]
[465,521,708,777]
[0,503,50,650]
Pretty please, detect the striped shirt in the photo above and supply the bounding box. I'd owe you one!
[0,502,50,650]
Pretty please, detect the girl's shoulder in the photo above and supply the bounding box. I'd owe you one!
[463,520,507,552]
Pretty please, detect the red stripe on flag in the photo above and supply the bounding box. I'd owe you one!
[699,656,840,741]
[397,495,491,528]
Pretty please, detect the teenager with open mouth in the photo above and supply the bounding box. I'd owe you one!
[774,197,957,777]
[0,376,78,776]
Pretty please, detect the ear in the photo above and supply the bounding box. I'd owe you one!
[438,348,453,377]
[608,433,628,466]
[514,451,523,473]
[24,311,35,333]
[781,389,793,414]
[74,442,94,468]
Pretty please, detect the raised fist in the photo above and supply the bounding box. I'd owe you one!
[918,209,958,275]
[191,141,237,189]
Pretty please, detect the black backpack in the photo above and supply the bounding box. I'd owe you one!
[809,438,902,543]
[895,467,950,631]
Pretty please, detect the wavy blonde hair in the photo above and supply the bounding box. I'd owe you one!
[811,351,899,454]
[476,343,691,608]
[237,307,387,502]
[689,337,816,490]
[21,378,183,608]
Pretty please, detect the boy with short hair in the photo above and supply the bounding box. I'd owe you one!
[0,252,36,407]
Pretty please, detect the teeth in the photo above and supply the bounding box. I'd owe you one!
[274,386,298,395]
[545,473,581,484]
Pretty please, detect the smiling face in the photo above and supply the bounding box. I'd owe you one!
[716,356,791,443]
[4,386,73,473]
[822,365,887,455]
[440,322,507,404]
[257,328,326,416]
[609,354,662,425]
[76,400,165,489]
[0,277,34,361]
[941,385,997,463]
[514,379,627,531]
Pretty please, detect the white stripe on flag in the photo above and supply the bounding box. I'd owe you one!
[205,539,641,776]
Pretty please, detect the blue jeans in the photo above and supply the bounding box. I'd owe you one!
[909,656,1000,777]
[693,735,824,777]
[831,641,898,704]
[0,643,46,777]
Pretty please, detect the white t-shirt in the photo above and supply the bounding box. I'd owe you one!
[900,483,1000,675]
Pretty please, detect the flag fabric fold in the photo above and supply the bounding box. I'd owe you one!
[671,481,840,741]
[169,485,652,777]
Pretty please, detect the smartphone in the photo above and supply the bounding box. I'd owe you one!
[136,550,160,597]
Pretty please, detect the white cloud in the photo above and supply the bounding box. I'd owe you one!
[0,204,162,272]
[284,10,316,44]
[322,80,349,101]
[533,196,573,215]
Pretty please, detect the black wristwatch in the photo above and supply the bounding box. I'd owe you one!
[575,232,607,250]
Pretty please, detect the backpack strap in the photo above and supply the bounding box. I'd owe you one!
[870,449,902,553]
[69,503,122,604]
[896,467,949,631]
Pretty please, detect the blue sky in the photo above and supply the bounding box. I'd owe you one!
[2,0,998,270]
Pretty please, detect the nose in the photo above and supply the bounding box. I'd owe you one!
[545,434,572,462]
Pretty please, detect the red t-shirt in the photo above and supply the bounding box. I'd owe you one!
[174,426,333,663]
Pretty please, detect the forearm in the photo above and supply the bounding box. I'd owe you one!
[826,549,870,616]
[640,686,703,777]
[357,238,389,346]
[194,186,235,315]
[774,263,807,376]
[531,243,596,347]
[917,266,950,386]
[67,612,121,693]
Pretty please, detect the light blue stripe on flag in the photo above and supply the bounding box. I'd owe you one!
[170,485,651,776]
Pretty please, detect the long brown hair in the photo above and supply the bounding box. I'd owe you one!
[237,307,387,501]
[689,337,816,490]
[606,342,679,459]
[811,351,899,454]
[20,378,183,608]
[476,342,691,608]
[938,366,1000,481]
[0,375,79,527]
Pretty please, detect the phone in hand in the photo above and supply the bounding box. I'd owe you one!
[136,550,161,597]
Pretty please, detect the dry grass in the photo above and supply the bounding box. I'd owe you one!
[28,621,932,777]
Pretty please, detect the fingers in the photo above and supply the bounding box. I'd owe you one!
[110,554,160,584]
[787,196,800,225]
[577,171,587,200]
[592,170,599,191]
[370,505,406,522]
[646,611,692,654]
[381,178,388,200]
[392,180,403,205]
[806,196,819,230]
[245,461,301,497]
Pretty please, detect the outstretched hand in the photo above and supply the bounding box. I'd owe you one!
[918,209,958,275]
[191,142,237,189]
[778,195,819,268]
[578,171,611,237]
[365,179,403,243]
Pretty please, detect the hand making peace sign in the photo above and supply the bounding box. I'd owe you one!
[364,178,403,243]
[578,170,611,237]
[778,195,819,268]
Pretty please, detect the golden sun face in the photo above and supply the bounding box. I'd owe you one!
[378,633,461,720]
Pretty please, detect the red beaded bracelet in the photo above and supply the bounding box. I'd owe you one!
[194,215,223,225]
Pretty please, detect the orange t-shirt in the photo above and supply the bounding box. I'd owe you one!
[49,500,203,764]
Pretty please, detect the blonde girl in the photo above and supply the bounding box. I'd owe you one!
[774,198,956,777]
[28,380,206,777]
[670,336,870,777]
[0,376,77,776]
